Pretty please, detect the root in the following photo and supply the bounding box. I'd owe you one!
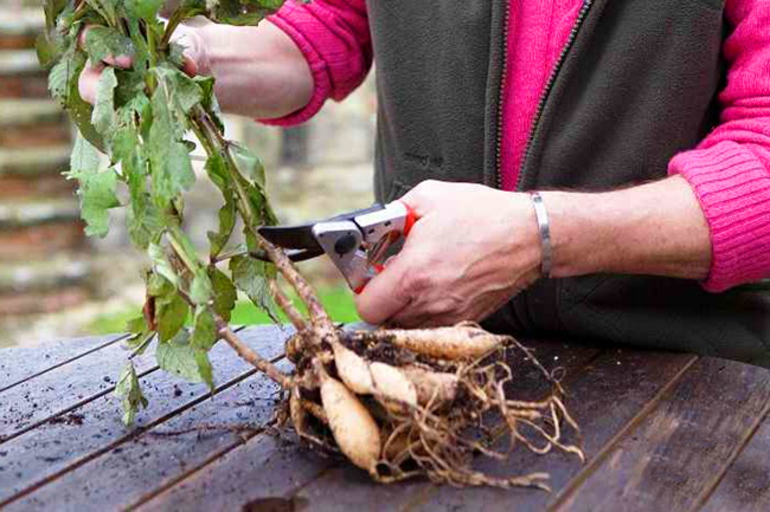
[217,321,292,389]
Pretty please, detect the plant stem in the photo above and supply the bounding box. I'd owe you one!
[217,321,291,388]
[269,279,307,331]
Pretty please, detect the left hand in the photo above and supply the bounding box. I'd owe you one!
[355,180,543,327]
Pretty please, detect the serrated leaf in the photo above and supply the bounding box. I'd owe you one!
[210,267,237,322]
[84,26,135,64]
[147,271,174,297]
[48,50,104,150]
[149,81,196,204]
[92,67,118,139]
[115,361,148,425]
[66,139,120,238]
[231,142,265,189]
[191,306,217,350]
[69,132,102,173]
[154,64,203,115]
[126,315,147,334]
[156,330,210,384]
[190,268,213,305]
[230,255,279,320]
[157,294,189,343]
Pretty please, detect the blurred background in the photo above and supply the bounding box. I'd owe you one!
[0,1,376,348]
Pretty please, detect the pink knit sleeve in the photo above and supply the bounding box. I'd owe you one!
[668,0,770,292]
[258,0,372,126]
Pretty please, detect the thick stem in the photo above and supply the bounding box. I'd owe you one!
[191,105,335,331]
[269,279,307,331]
[217,321,291,388]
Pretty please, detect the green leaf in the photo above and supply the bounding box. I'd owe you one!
[48,50,104,150]
[69,131,102,173]
[195,350,215,390]
[124,0,164,19]
[209,0,284,25]
[210,267,237,322]
[148,243,179,287]
[154,64,203,115]
[115,361,148,426]
[147,271,174,297]
[83,26,135,64]
[157,294,189,343]
[66,136,120,238]
[208,198,236,258]
[231,142,265,189]
[92,67,118,139]
[190,268,213,305]
[149,80,196,204]
[191,306,217,350]
[230,255,279,320]
[156,330,211,385]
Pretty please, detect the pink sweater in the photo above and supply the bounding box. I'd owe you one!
[264,0,770,293]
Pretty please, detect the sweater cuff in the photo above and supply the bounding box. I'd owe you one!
[669,142,770,292]
[257,3,333,126]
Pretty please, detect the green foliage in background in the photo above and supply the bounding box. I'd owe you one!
[86,287,360,335]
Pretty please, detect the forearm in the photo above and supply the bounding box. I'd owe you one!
[195,21,313,119]
[542,176,712,280]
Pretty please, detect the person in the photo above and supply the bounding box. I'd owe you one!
[80,1,770,366]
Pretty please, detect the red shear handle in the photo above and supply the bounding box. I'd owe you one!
[398,200,417,237]
[354,201,417,295]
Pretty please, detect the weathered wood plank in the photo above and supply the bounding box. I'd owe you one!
[550,358,770,512]
[0,333,128,392]
[295,349,695,512]
[699,409,770,512]
[0,325,288,510]
[136,339,600,512]
[0,338,157,442]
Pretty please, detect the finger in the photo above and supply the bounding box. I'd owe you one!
[354,256,413,325]
[78,61,105,104]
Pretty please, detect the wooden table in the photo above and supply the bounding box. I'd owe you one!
[1,325,769,511]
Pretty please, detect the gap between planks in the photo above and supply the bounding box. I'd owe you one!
[0,327,245,445]
[0,335,280,509]
[690,396,770,512]
[545,354,699,512]
[0,333,131,394]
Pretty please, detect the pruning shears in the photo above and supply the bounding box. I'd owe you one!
[256,201,417,293]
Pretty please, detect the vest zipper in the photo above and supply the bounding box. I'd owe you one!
[494,0,512,190]
[508,0,594,192]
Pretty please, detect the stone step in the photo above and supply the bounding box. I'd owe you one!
[0,145,70,176]
[0,9,43,50]
[0,198,80,229]
[0,49,42,76]
[0,8,44,34]
[0,254,90,293]
[0,99,65,127]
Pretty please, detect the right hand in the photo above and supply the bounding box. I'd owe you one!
[78,22,209,104]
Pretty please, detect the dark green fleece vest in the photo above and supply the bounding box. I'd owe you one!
[366,0,770,367]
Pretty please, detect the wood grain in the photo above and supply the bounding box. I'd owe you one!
[0,326,285,509]
[0,333,128,392]
[551,358,770,512]
[697,406,770,512]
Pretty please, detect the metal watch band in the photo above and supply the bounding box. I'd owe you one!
[529,192,552,278]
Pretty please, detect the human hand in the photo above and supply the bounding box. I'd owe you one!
[355,180,543,328]
[78,22,208,104]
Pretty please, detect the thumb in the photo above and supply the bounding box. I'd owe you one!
[172,25,209,77]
